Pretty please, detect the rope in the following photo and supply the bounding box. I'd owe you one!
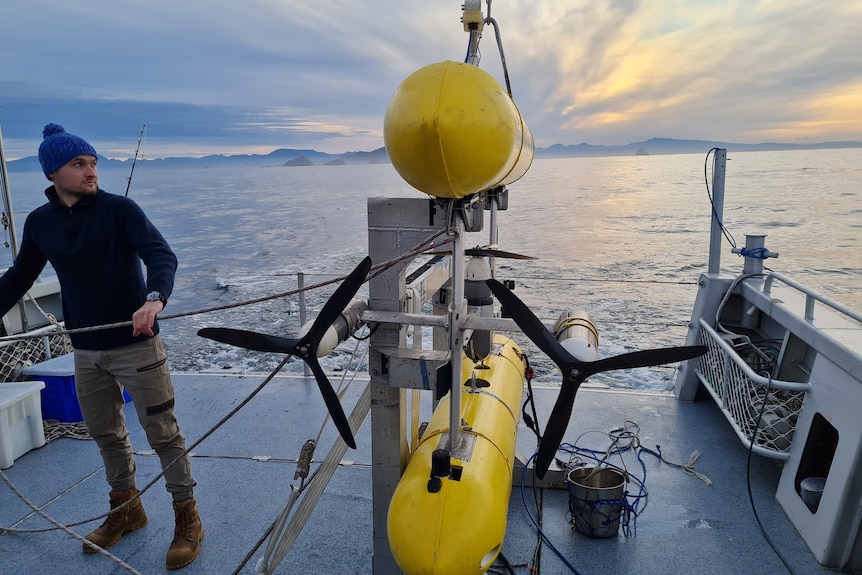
[0,229,453,344]
[560,424,647,537]
[0,468,143,575]
[1,227,446,513]
[518,419,713,572]
[392,273,699,286]
[22,290,61,328]
[238,328,370,574]
[0,230,448,570]
[639,445,712,486]
[0,353,293,536]
[562,422,712,487]
[253,380,372,575]
[43,420,91,442]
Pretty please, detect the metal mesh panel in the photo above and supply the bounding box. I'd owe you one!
[0,332,73,382]
[697,329,804,457]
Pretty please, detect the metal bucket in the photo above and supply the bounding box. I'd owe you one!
[800,476,827,513]
[567,466,626,538]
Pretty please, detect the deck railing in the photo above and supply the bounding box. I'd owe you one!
[695,319,810,460]
[0,327,72,383]
[763,272,862,325]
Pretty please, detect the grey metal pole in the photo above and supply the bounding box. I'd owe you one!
[298,272,310,377]
[448,216,465,451]
[0,125,19,258]
[708,148,727,275]
[0,124,30,331]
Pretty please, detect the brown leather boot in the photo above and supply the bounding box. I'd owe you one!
[166,498,204,570]
[83,488,148,553]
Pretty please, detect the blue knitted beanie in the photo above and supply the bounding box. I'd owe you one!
[38,124,98,178]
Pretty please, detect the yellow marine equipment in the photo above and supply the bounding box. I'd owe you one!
[387,334,526,575]
[383,60,534,199]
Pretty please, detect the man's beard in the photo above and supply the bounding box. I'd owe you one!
[61,183,98,198]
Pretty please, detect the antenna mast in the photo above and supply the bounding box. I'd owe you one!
[0,124,19,258]
[124,123,146,197]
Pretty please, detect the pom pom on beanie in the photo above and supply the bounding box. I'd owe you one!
[38,123,98,178]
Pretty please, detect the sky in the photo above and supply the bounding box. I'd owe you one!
[1,0,861,160]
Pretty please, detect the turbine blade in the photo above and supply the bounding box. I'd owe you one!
[487,277,707,478]
[465,247,536,260]
[196,256,373,451]
[588,346,708,373]
[534,376,581,479]
[197,327,298,354]
[306,356,356,448]
[486,279,573,366]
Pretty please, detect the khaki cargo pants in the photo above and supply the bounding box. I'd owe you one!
[74,335,196,501]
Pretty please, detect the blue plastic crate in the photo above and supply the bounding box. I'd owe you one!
[22,353,132,423]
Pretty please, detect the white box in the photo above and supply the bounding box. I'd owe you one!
[0,275,63,334]
[0,381,47,469]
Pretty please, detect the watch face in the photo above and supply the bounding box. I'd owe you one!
[146,291,166,307]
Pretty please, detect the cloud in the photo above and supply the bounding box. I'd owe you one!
[1,0,860,158]
[486,0,862,145]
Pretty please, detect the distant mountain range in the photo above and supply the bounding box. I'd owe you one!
[539,137,862,157]
[7,137,862,171]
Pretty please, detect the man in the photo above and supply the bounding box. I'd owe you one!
[0,124,203,570]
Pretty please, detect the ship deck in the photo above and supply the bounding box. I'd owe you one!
[0,371,835,575]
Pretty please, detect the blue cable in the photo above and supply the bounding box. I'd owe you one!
[520,426,660,571]
[557,442,650,535]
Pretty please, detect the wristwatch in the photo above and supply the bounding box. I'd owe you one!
[146,291,168,307]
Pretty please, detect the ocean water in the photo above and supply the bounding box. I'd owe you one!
[4,148,861,389]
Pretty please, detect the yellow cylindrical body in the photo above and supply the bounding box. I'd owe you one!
[383,60,534,199]
[388,335,526,575]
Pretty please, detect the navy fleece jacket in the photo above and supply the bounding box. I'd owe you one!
[0,187,177,350]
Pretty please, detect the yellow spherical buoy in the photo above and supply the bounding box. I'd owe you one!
[384,61,534,199]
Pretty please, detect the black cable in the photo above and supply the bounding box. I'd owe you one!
[746,375,799,575]
[515,353,548,573]
[520,354,542,440]
[704,147,737,249]
[231,520,276,575]
[531,478,543,575]
[352,322,379,341]
[488,550,517,575]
